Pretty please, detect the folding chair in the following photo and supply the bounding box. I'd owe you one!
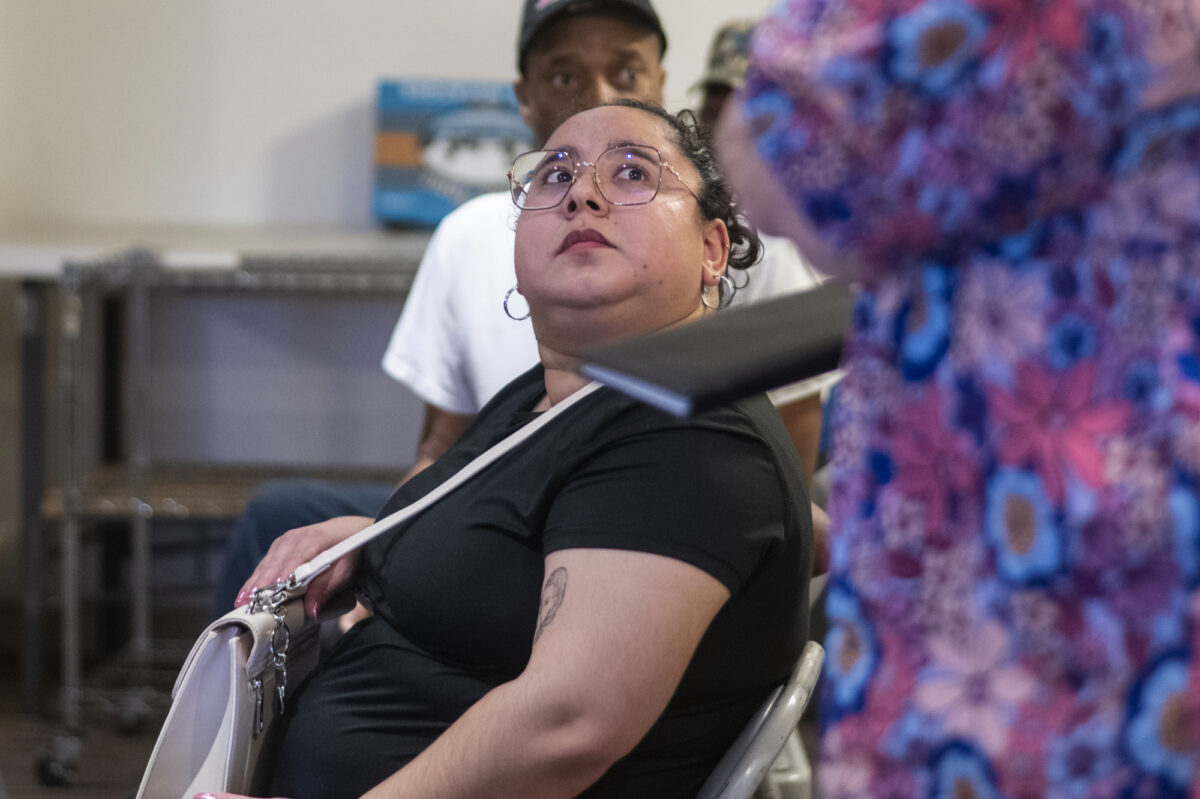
[695,639,824,799]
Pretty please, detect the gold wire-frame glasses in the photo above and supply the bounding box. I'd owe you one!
[508,144,700,210]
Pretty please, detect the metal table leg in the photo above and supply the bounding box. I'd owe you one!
[58,264,84,734]
[126,271,153,660]
[17,279,48,713]
[33,264,85,787]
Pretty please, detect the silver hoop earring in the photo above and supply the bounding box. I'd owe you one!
[504,285,530,321]
[701,274,736,311]
[717,273,735,310]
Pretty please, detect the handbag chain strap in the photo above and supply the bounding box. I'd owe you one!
[245,379,602,718]
[248,577,298,733]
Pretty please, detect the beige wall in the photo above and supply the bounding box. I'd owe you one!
[0,0,776,230]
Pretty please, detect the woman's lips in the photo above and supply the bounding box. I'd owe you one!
[557,228,613,254]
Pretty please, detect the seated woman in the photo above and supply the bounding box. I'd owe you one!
[208,99,813,799]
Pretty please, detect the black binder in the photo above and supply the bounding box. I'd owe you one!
[580,281,853,416]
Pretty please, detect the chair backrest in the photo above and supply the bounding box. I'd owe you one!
[694,639,825,799]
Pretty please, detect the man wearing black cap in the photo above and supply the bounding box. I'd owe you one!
[214,0,826,615]
[513,0,666,140]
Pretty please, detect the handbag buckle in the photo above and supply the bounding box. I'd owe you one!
[248,577,295,615]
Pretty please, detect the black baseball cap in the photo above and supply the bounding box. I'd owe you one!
[518,0,668,73]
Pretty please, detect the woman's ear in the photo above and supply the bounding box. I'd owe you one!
[700,218,731,284]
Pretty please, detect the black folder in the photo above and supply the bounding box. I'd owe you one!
[580,281,854,416]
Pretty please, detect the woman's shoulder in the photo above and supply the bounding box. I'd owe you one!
[563,387,794,461]
[474,378,799,483]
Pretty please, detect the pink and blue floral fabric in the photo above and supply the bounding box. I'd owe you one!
[743,1,1200,796]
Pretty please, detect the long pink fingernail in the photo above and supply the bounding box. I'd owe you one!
[235,590,248,607]
[195,793,217,798]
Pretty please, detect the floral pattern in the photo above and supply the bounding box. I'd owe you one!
[984,468,1062,585]
[825,579,881,720]
[1126,654,1193,792]
[913,622,1037,755]
[929,742,1004,799]
[743,0,1200,795]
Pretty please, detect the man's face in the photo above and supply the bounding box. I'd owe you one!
[515,14,666,144]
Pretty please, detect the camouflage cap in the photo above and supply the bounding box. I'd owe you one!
[693,19,755,91]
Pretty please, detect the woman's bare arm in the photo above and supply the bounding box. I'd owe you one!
[360,547,730,799]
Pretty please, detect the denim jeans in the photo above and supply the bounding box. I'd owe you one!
[213,478,394,619]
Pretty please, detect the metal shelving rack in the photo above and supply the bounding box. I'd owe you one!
[36,235,429,785]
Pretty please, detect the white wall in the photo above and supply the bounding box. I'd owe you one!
[0,0,776,229]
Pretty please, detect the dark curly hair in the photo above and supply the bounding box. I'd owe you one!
[608,99,764,307]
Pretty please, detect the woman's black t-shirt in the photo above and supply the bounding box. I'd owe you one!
[270,366,812,799]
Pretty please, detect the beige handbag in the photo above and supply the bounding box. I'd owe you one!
[136,381,600,798]
[135,592,318,798]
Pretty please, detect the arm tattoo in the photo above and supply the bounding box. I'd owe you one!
[533,567,568,645]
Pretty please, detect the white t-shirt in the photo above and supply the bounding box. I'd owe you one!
[382,190,834,414]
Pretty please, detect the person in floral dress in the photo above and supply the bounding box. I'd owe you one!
[716,0,1200,796]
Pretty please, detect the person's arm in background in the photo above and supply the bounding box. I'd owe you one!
[381,195,537,486]
[401,404,474,484]
[774,392,830,573]
[775,393,822,483]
